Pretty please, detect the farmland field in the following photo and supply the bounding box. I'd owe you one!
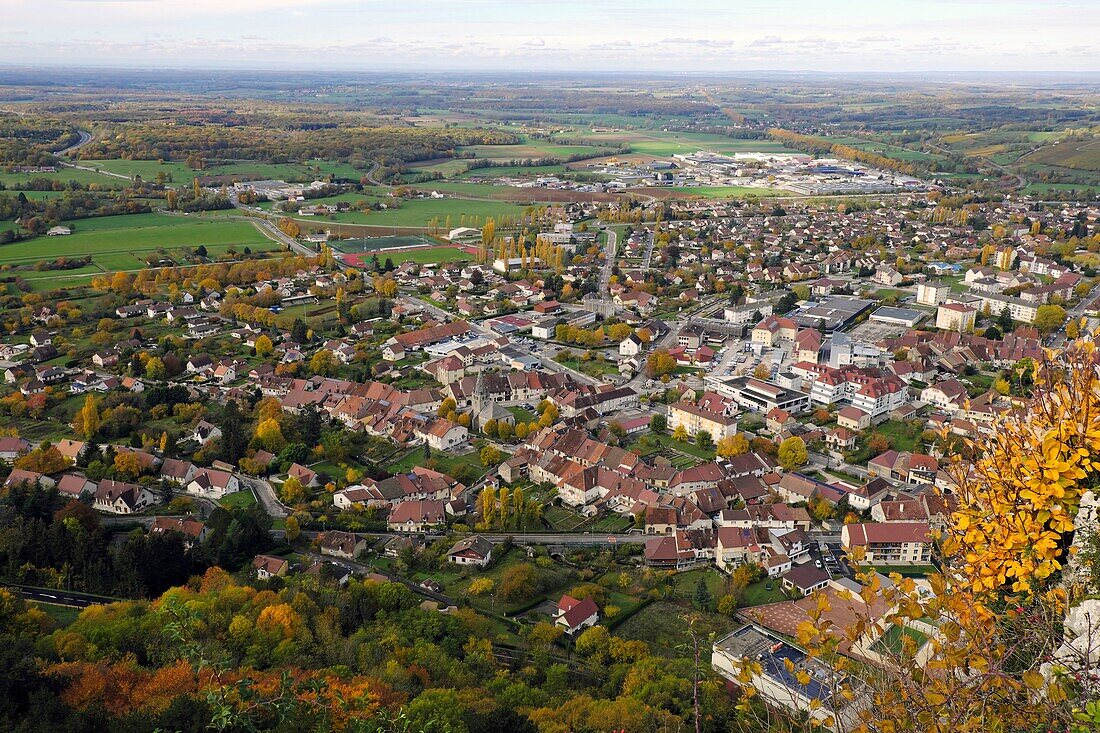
[457,141,609,161]
[1020,138,1100,171]
[0,212,278,287]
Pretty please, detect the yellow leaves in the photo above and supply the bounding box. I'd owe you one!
[1022,669,1045,690]
[795,669,811,687]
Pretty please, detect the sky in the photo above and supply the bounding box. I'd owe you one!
[2,0,1097,73]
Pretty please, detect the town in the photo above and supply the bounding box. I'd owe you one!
[1,60,1099,733]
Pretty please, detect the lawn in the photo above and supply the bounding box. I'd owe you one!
[220,489,258,509]
[616,600,739,658]
[271,192,534,229]
[0,166,128,190]
[870,623,928,656]
[507,406,536,423]
[871,419,924,453]
[741,578,790,606]
[386,446,491,480]
[630,432,716,463]
[35,602,83,627]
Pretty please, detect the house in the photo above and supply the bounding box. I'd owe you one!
[417,418,468,451]
[920,380,968,412]
[387,500,446,532]
[151,516,208,547]
[555,594,599,635]
[186,468,241,499]
[160,458,197,485]
[93,479,156,514]
[319,530,368,559]
[56,473,96,500]
[252,554,289,579]
[288,463,320,487]
[0,436,32,461]
[826,426,858,451]
[836,406,870,431]
[841,522,932,565]
[781,565,831,597]
[192,420,223,446]
[4,469,55,489]
[46,226,72,236]
[447,535,494,567]
[619,334,644,357]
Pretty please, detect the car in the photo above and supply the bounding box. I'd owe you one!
[765,583,773,591]
[815,560,822,568]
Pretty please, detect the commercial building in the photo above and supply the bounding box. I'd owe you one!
[712,625,866,731]
[707,376,810,415]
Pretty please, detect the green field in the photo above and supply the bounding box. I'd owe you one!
[555,130,797,157]
[72,159,370,185]
[0,166,128,189]
[457,140,609,161]
[456,163,568,179]
[0,213,277,288]
[274,193,533,229]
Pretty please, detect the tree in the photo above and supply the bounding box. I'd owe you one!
[113,452,142,478]
[255,418,286,452]
[280,476,304,504]
[77,395,99,440]
[646,350,677,378]
[144,356,166,380]
[993,377,1011,395]
[695,430,713,450]
[309,349,337,376]
[649,413,667,433]
[255,335,273,357]
[468,578,494,596]
[753,362,771,381]
[482,418,497,438]
[777,436,808,470]
[480,445,502,467]
[672,425,689,443]
[716,433,750,459]
[692,575,712,611]
[1066,319,1081,339]
[716,594,738,616]
[284,515,300,542]
[1034,304,1067,334]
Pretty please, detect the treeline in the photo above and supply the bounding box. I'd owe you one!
[0,482,273,598]
[0,191,151,233]
[76,124,519,167]
[768,128,921,176]
[0,563,751,733]
[0,114,78,165]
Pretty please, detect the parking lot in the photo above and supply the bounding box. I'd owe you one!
[808,541,853,579]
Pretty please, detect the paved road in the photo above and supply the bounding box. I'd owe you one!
[241,477,289,518]
[640,229,656,270]
[598,228,617,293]
[4,583,117,608]
[479,532,647,545]
[56,129,93,156]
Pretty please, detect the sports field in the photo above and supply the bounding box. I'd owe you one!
[269,192,534,228]
[0,213,277,288]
